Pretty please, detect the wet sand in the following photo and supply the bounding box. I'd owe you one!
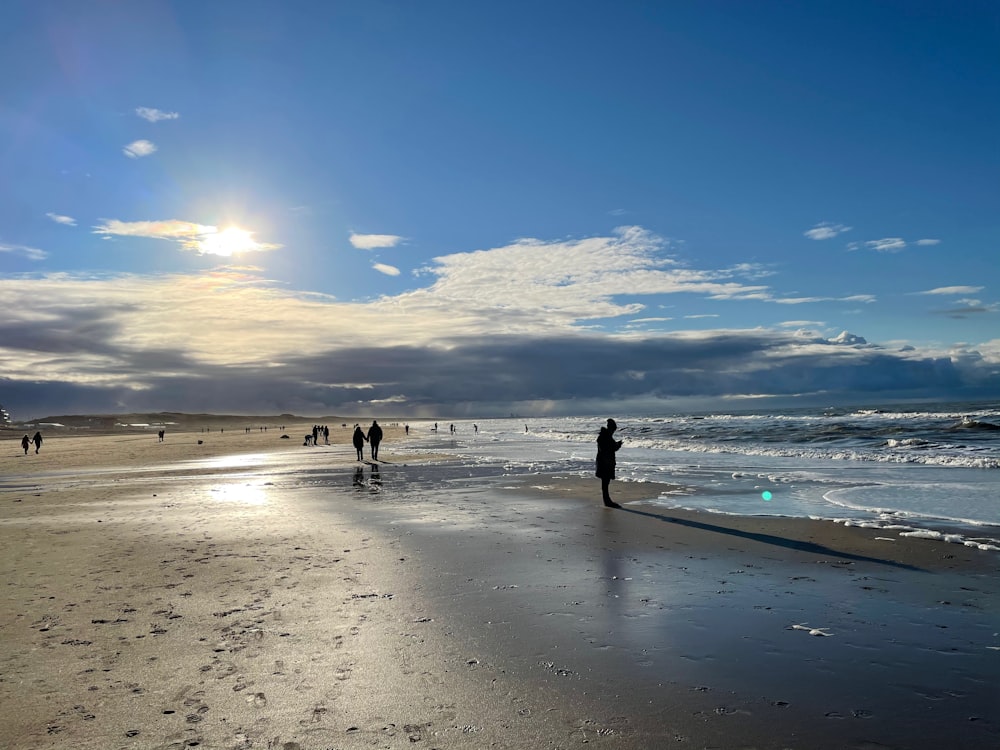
[1,430,998,748]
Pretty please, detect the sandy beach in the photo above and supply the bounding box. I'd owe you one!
[1,427,997,749]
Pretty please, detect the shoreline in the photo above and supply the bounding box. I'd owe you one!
[2,431,998,748]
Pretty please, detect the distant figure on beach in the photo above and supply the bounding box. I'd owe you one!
[474,424,478,434]
[405,424,409,435]
[157,429,165,442]
[32,431,43,454]
[323,425,330,444]
[21,434,30,455]
[304,433,312,446]
[367,420,383,461]
[596,418,623,508]
[352,424,367,461]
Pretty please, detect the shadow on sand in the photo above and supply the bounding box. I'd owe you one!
[619,506,922,571]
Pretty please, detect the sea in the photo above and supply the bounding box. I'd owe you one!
[401,400,1000,551]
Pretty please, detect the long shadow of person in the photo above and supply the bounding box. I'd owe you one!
[618,507,922,571]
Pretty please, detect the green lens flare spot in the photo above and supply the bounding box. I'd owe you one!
[761,491,773,501]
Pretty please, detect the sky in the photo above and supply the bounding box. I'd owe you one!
[1,0,999,420]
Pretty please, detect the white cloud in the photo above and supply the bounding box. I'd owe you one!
[865,238,906,253]
[135,107,179,122]
[917,286,984,295]
[916,238,941,246]
[0,242,47,260]
[804,222,851,240]
[3,226,1000,416]
[93,219,281,255]
[373,262,401,276]
[350,233,403,250]
[123,140,157,158]
[684,314,719,319]
[46,212,76,226]
[95,219,217,240]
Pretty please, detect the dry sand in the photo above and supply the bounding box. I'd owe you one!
[1,428,998,749]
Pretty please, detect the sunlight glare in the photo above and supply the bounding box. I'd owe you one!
[199,226,259,257]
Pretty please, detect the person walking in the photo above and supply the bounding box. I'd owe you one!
[21,434,30,455]
[367,420,383,461]
[595,418,623,508]
[352,424,367,461]
[31,431,43,454]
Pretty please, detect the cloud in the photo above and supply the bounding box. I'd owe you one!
[865,238,906,253]
[135,107,180,122]
[917,286,984,295]
[916,239,941,246]
[2,271,997,418]
[46,212,77,226]
[804,222,851,240]
[350,233,403,250]
[684,314,719,319]
[373,263,401,276]
[933,299,999,318]
[123,140,157,158]
[93,219,281,255]
[4,226,998,417]
[0,242,47,261]
[773,293,875,305]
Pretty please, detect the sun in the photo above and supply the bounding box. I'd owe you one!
[198,226,259,257]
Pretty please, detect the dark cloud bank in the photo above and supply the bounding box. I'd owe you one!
[4,331,998,420]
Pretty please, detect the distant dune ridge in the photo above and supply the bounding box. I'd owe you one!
[2,411,374,434]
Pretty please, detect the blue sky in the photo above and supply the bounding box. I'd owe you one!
[2,1,998,419]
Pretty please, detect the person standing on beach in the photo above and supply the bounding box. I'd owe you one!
[21,434,30,455]
[32,431,43,454]
[352,424,367,461]
[596,418,623,508]
[367,420,383,461]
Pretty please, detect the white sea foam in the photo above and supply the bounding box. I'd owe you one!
[407,406,1000,548]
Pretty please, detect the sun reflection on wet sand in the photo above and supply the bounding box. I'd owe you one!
[206,482,270,505]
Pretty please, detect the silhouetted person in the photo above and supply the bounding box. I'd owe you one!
[157,429,165,442]
[352,425,367,461]
[21,434,30,455]
[595,418,623,508]
[32,431,43,454]
[405,424,409,435]
[367,420,383,461]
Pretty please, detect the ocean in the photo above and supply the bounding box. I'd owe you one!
[401,401,1000,551]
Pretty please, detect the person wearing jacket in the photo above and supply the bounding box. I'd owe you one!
[595,418,623,508]
[352,424,367,461]
[367,420,383,461]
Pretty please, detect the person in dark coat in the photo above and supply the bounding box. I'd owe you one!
[21,434,30,455]
[352,425,367,461]
[367,420,383,461]
[595,418,623,508]
[32,431,43,454]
